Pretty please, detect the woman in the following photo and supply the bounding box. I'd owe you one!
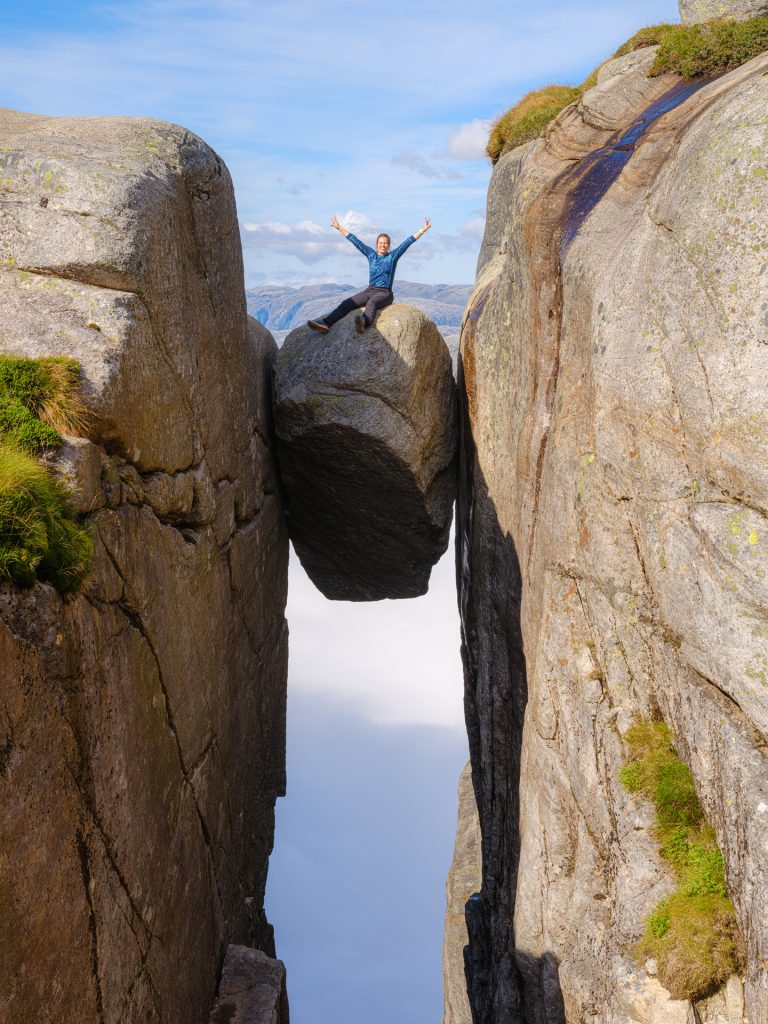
[307,214,431,334]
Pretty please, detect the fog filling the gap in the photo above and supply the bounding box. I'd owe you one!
[266,534,467,1024]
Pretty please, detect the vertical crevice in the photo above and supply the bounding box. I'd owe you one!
[75,828,106,1024]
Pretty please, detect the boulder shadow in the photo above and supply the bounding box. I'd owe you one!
[456,348,565,1024]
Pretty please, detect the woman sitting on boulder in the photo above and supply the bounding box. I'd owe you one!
[307,214,431,335]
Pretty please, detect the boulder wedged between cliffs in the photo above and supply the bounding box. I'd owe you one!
[273,304,457,601]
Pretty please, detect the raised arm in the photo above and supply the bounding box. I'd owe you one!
[390,218,431,261]
[332,215,375,258]
[331,214,350,238]
[413,217,431,241]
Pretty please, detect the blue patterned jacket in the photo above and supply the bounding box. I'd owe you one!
[346,232,416,290]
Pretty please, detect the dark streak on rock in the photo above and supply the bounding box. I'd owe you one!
[75,828,107,1024]
[560,79,711,253]
[0,712,14,777]
[208,1002,236,1024]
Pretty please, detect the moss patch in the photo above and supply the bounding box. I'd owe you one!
[0,397,61,454]
[487,15,768,163]
[0,356,92,593]
[620,720,744,1000]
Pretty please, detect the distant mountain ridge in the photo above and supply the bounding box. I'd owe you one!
[245,281,472,332]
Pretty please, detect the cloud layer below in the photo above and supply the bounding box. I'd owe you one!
[267,690,468,1024]
[286,534,464,728]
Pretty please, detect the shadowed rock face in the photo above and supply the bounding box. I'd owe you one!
[0,110,288,1024]
[273,305,457,600]
[458,48,768,1024]
[208,946,288,1024]
[679,0,768,22]
[442,763,481,1024]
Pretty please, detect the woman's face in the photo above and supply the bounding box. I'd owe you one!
[376,235,391,255]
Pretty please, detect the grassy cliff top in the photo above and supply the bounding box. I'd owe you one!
[487,16,768,163]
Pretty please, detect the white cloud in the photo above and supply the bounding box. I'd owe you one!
[445,119,492,160]
[241,217,352,263]
[339,209,376,236]
[391,149,463,181]
[286,533,464,729]
[267,692,467,1024]
[460,217,486,239]
[242,218,293,234]
[295,218,325,234]
[241,210,405,265]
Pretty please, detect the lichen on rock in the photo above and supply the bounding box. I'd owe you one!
[680,0,768,23]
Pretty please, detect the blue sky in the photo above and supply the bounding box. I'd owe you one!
[1,0,679,286]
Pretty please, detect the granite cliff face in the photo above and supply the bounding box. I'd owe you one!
[680,0,768,21]
[0,111,288,1024]
[456,44,768,1024]
[442,763,481,1024]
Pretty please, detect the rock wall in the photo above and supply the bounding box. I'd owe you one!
[442,763,482,1024]
[457,48,768,1024]
[0,111,288,1024]
[679,0,768,23]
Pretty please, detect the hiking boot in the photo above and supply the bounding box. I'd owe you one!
[308,320,329,333]
[355,315,366,334]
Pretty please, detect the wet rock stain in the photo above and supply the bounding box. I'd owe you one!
[460,280,495,431]
[561,79,711,253]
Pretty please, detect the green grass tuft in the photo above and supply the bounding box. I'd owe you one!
[0,396,62,454]
[0,355,92,594]
[620,719,744,1001]
[487,15,768,163]
[0,445,92,593]
[653,17,768,77]
[0,355,88,442]
[487,85,583,163]
[612,23,678,59]
[616,18,768,78]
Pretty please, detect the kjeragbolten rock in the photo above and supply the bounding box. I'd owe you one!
[273,305,457,601]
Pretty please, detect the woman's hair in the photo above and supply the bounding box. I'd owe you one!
[376,233,391,244]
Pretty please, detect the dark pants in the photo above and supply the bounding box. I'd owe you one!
[322,286,393,327]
